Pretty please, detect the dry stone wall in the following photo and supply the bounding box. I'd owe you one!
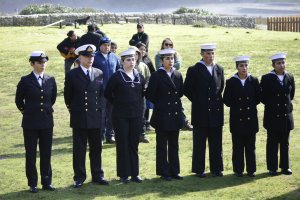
[0,13,255,28]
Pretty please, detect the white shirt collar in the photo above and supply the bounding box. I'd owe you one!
[232,73,251,80]
[159,66,175,77]
[101,53,108,59]
[199,60,215,67]
[270,70,287,76]
[233,73,251,86]
[33,71,44,79]
[80,65,92,74]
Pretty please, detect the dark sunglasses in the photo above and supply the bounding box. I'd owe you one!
[164,43,173,47]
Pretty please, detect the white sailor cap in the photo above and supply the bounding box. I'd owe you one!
[128,46,140,52]
[120,48,136,57]
[200,43,216,51]
[75,44,96,56]
[29,51,48,62]
[159,48,176,56]
[269,53,287,61]
[233,55,250,62]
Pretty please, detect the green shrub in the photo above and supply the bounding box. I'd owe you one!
[19,4,104,15]
[173,6,213,16]
[193,20,209,28]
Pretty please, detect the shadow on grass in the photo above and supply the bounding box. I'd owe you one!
[2,141,115,159]
[13,136,73,148]
[0,173,272,200]
[267,188,300,199]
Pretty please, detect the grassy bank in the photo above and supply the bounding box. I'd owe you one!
[0,24,299,199]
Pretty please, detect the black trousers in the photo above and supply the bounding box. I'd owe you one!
[156,130,180,176]
[113,116,142,178]
[231,133,256,173]
[23,128,53,187]
[267,130,290,171]
[72,128,103,182]
[192,126,223,173]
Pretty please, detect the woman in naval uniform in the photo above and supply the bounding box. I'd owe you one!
[104,48,145,183]
[146,48,184,181]
[15,51,57,193]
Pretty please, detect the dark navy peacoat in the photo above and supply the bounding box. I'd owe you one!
[64,67,103,129]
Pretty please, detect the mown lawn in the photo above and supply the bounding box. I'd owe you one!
[0,24,299,200]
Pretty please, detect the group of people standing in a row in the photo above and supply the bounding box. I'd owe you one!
[15,23,295,194]
[57,23,193,144]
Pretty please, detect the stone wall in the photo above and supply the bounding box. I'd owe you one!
[0,13,255,28]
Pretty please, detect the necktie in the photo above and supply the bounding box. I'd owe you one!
[38,76,43,86]
[86,70,90,81]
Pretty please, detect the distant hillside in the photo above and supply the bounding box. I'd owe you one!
[0,0,248,14]
[0,0,299,15]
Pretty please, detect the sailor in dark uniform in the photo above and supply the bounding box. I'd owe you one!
[184,43,224,177]
[15,51,57,193]
[64,44,108,188]
[146,48,184,181]
[104,48,145,183]
[223,56,260,177]
[260,53,295,176]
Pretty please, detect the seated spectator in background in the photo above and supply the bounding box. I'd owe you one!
[136,42,155,73]
[155,38,182,70]
[129,46,151,143]
[129,23,149,52]
[111,42,118,54]
[57,30,81,74]
[136,42,155,131]
[80,24,102,51]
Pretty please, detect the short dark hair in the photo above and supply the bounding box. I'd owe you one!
[67,30,75,37]
[272,58,285,66]
[87,24,95,32]
[236,61,248,68]
[136,42,146,49]
[137,23,144,28]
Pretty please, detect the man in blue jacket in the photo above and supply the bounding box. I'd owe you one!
[93,37,121,143]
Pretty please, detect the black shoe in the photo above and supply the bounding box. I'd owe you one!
[247,172,255,177]
[139,135,149,143]
[120,177,130,184]
[42,184,55,191]
[172,175,183,180]
[160,176,172,181]
[106,137,116,144]
[196,172,206,178]
[212,171,223,177]
[269,170,278,176]
[29,186,38,193]
[73,181,83,188]
[281,169,292,175]
[234,172,243,177]
[92,177,109,185]
[182,120,193,131]
[131,176,143,183]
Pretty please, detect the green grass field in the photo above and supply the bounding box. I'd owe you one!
[0,24,299,200]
